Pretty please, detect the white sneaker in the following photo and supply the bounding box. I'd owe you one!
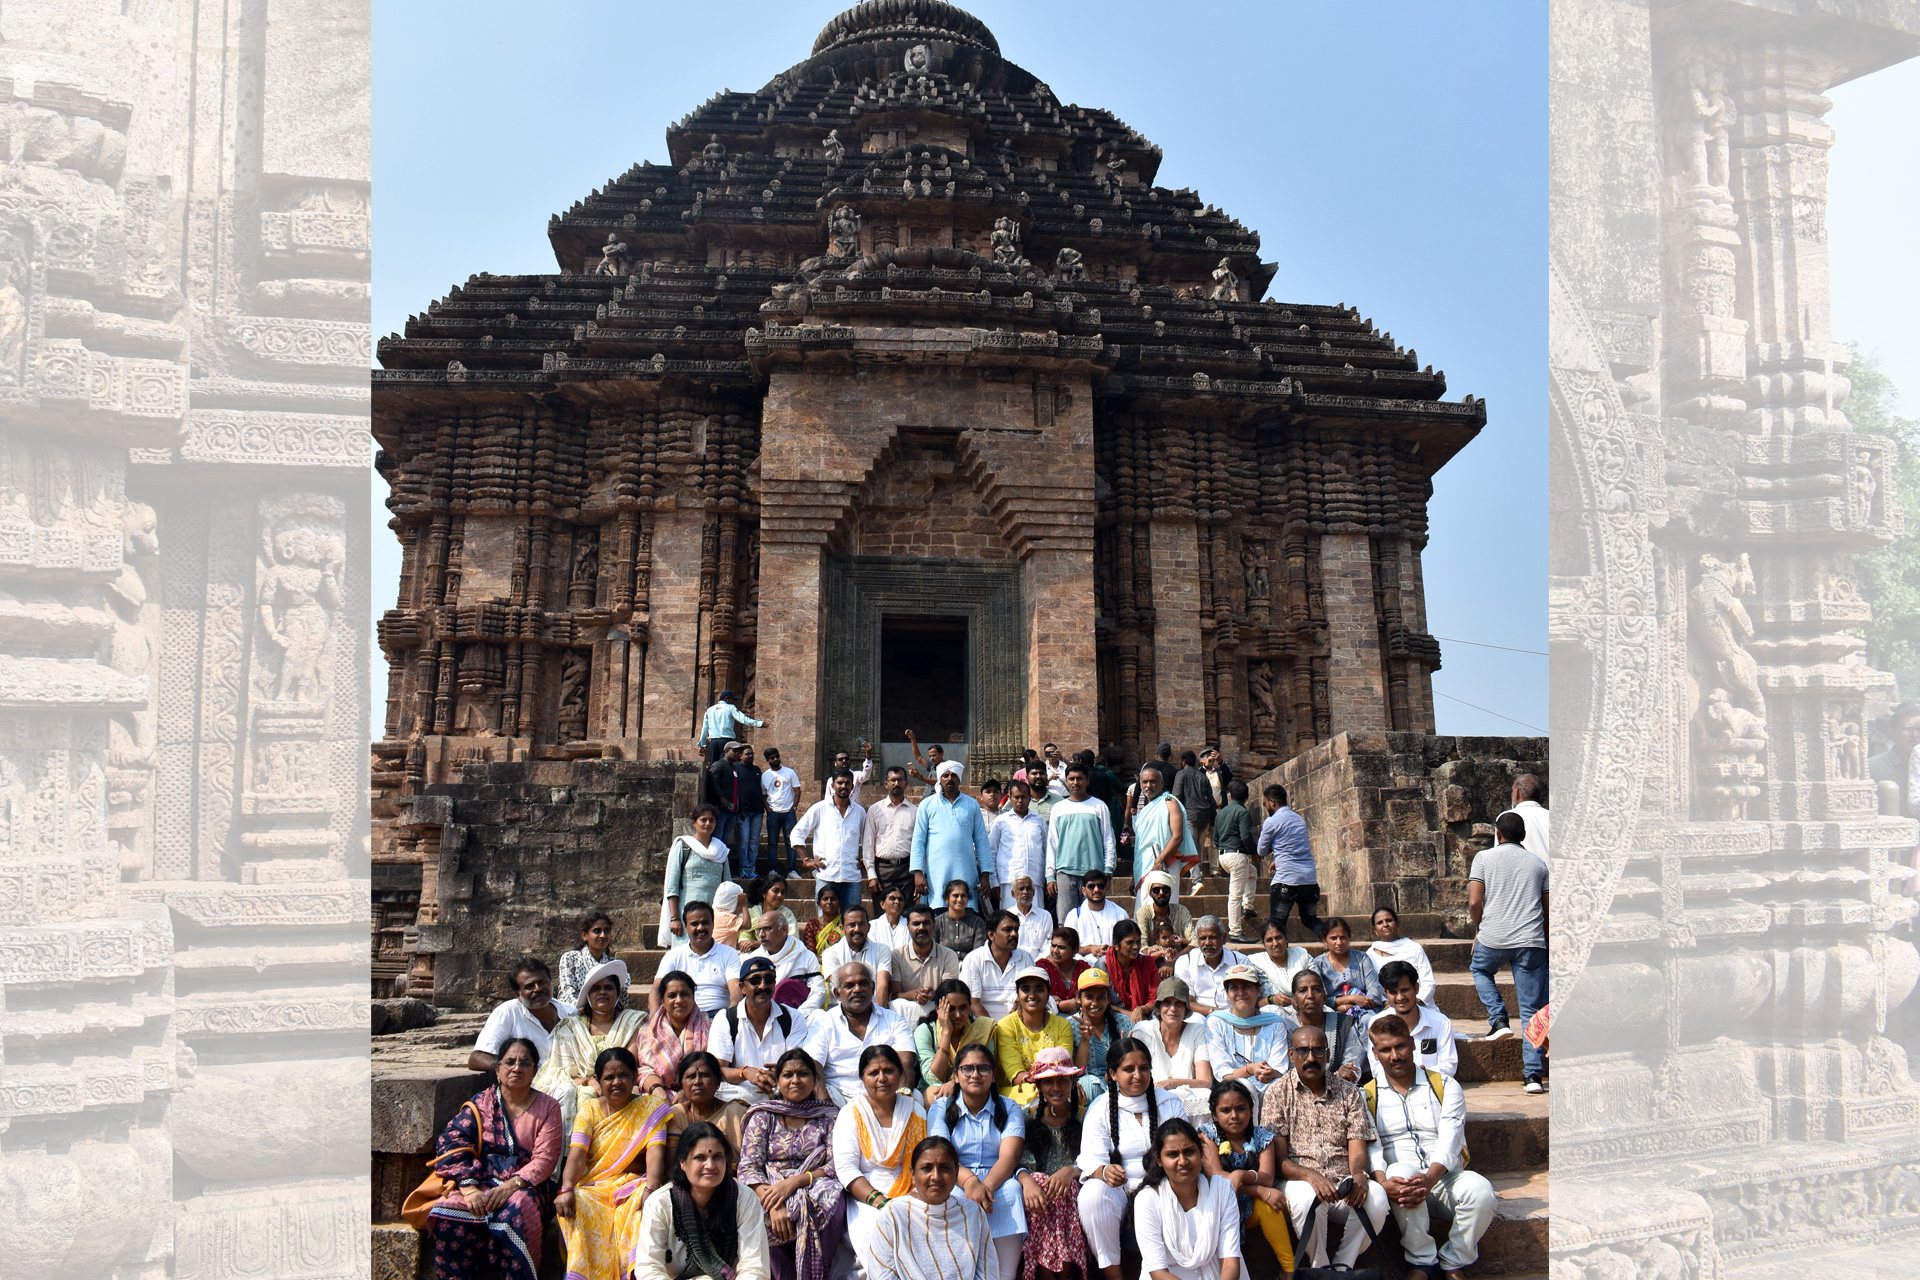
[1485,1026,1516,1041]
[1524,1076,1546,1094]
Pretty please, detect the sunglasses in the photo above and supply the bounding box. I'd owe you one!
[745,974,776,986]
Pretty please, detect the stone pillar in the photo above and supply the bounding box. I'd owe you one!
[1025,546,1099,752]
[1320,531,1388,735]
[640,504,710,759]
[754,540,827,793]
[1149,520,1207,751]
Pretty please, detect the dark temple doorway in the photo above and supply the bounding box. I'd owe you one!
[880,616,969,744]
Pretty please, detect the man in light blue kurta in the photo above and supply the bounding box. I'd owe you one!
[695,689,764,764]
[910,762,994,910]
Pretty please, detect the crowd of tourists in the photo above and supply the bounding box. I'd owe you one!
[413,696,1550,1280]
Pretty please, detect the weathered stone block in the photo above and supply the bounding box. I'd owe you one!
[372,1067,491,1154]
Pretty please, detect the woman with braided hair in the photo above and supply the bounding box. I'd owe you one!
[1073,1038,1186,1280]
[631,1120,771,1280]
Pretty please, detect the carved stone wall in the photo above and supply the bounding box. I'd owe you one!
[0,2,371,1278]
[1250,731,1549,933]
[1550,0,1920,1272]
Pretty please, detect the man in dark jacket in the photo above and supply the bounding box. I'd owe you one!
[1172,749,1217,891]
[734,745,768,879]
[707,741,744,864]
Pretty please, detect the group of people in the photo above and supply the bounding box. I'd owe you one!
[418,710,1550,1280]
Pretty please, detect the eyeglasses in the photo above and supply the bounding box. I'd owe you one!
[745,975,776,986]
[1291,1046,1331,1059]
[955,1064,994,1075]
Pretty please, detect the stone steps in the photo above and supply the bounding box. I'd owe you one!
[1458,1079,1549,1173]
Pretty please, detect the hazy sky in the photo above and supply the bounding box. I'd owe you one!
[373,1,1538,739]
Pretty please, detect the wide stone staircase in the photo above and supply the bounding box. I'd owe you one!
[372,867,1547,1278]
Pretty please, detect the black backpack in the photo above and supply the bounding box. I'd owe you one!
[725,1003,794,1042]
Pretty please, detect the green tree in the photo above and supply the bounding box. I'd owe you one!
[1850,347,1920,689]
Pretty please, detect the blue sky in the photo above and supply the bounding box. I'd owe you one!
[373,1,1548,737]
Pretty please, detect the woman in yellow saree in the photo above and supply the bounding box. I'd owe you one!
[555,1047,672,1280]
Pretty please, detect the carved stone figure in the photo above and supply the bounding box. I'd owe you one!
[828,203,861,258]
[905,43,930,73]
[1682,63,1736,192]
[559,650,589,716]
[1241,545,1269,603]
[595,234,631,276]
[254,494,345,705]
[702,134,727,169]
[1248,661,1276,736]
[0,230,28,384]
[990,215,1025,269]
[1054,246,1086,282]
[1689,551,1763,713]
[823,129,846,165]
[1210,256,1241,302]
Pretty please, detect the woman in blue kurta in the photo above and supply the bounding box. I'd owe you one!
[927,1042,1027,1280]
[910,762,993,910]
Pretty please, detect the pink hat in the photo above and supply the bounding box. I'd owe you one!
[1026,1047,1081,1081]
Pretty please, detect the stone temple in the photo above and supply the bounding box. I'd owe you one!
[374,0,1484,780]
[370,1,1496,994]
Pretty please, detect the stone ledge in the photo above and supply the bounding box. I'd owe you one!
[372,1065,490,1154]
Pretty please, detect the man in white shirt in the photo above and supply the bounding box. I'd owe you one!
[1041,742,1070,804]
[1009,875,1053,958]
[742,908,828,1009]
[1061,869,1128,963]
[1173,915,1234,1016]
[820,904,893,1006]
[959,911,1034,1020]
[794,766,867,915]
[650,900,743,1014]
[861,766,919,907]
[1495,773,1550,864]
[1365,1015,1495,1276]
[710,955,809,1103]
[1366,961,1457,1081]
[989,779,1048,910]
[804,960,917,1104]
[824,744,873,804]
[468,958,575,1072]
[761,747,803,877]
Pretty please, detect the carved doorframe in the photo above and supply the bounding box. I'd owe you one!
[820,555,1025,780]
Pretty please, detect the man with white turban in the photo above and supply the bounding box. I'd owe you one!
[910,760,993,911]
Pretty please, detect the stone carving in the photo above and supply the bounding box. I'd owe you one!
[990,215,1027,269]
[828,203,861,259]
[0,226,29,384]
[1552,9,1920,1276]
[595,233,631,276]
[1681,63,1736,193]
[1248,661,1276,739]
[702,134,727,169]
[1054,246,1086,282]
[906,43,931,73]
[254,495,345,704]
[823,128,846,165]
[1241,544,1269,604]
[1690,552,1763,713]
[1210,256,1242,302]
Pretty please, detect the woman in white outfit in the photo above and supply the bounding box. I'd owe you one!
[830,1044,927,1280]
[1075,1037,1188,1280]
[1142,978,1214,1117]
[868,1136,992,1280]
[1132,1117,1242,1280]
[1368,906,1436,1004]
